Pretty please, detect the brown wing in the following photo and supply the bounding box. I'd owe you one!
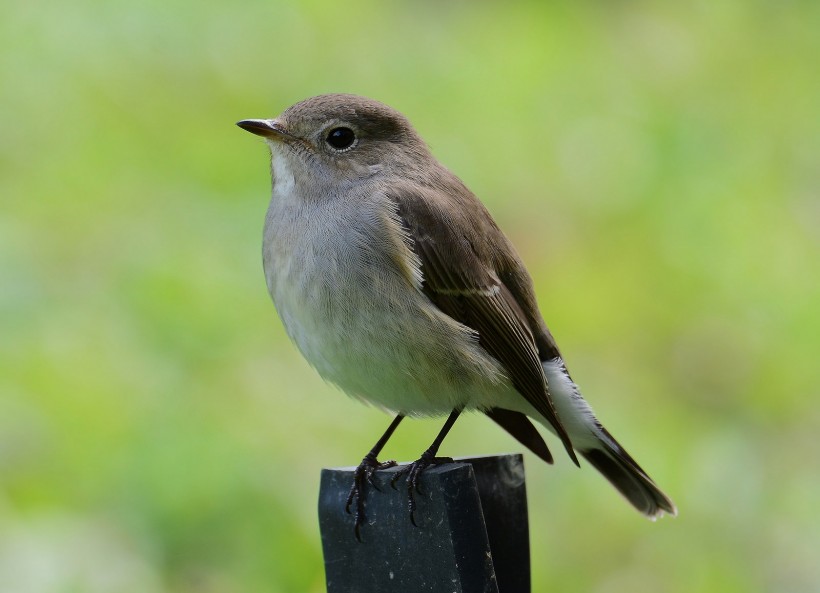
[389,181,578,465]
[485,407,554,464]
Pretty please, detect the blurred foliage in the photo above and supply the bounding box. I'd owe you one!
[1,0,819,592]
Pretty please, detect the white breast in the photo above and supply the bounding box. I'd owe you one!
[261,183,511,416]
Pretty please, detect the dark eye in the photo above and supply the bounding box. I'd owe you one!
[325,127,356,150]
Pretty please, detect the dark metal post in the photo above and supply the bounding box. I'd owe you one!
[319,454,530,593]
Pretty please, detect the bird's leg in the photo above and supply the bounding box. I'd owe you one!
[391,408,461,526]
[345,414,404,541]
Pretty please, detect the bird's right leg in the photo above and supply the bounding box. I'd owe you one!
[345,413,404,541]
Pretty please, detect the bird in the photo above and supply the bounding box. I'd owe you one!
[237,94,676,539]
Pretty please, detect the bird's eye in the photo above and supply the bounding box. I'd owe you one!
[325,127,356,151]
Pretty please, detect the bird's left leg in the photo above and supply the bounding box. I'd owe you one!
[391,408,461,526]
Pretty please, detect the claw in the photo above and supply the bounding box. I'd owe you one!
[391,451,453,528]
[345,453,397,540]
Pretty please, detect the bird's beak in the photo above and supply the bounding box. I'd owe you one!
[236,119,292,139]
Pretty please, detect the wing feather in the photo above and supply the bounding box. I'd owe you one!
[389,181,578,464]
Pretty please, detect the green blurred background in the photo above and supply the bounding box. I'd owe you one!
[2,1,818,591]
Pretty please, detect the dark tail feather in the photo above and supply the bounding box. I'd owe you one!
[486,407,553,464]
[581,429,677,518]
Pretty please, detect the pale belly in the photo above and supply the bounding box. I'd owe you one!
[262,198,517,416]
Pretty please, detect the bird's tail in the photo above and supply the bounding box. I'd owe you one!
[541,357,677,518]
[579,427,677,518]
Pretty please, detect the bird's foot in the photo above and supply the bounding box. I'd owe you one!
[390,450,453,526]
[345,452,397,542]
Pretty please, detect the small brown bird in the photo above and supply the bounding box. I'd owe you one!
[238,94,676,539]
